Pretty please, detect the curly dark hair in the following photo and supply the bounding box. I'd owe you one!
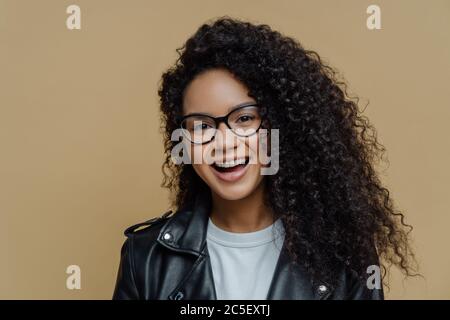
[157,16,417,287]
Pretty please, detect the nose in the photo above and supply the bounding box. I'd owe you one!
[214,122,239,160]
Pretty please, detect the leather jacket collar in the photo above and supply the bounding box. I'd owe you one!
[154,189,334,300]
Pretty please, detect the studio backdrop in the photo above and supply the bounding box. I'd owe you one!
[0,0,449,299]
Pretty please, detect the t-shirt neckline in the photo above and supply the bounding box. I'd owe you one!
[206,217,285,248]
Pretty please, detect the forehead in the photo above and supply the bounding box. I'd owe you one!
[182,68,256,116]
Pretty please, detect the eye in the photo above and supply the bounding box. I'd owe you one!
[237,115,255,123]
[193,123,213,130]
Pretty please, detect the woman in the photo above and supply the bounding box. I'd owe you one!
[112,17,416,300]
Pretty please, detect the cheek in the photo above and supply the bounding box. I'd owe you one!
[192,163,210,181]
[187,142,215,165]
[190,144,215,182]
[246,135,263,164]
[250,131,272,166]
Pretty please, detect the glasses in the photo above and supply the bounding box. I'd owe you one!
[180,103,262,144]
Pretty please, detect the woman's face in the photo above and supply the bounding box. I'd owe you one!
[182,68,265,201]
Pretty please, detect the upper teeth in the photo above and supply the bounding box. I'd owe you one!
[215,158,247,168]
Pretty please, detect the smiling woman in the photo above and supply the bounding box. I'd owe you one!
[112,16,417,300]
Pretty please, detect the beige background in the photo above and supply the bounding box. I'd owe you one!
[0,0,449,299]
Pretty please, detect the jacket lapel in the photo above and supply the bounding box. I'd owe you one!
[157,188,216,300]
[167,243,217,300]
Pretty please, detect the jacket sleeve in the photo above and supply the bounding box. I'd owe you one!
[112,236,140,300]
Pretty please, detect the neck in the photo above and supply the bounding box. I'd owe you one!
[209,180,275,233]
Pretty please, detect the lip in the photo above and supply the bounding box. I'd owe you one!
[210,159,250,182]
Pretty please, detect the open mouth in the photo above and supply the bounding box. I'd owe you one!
[211,157,250,173]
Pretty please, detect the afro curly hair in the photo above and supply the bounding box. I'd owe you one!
[157,16,417,288]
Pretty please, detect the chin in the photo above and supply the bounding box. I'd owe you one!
[211,184,255,201]
[194,163,264,201]
[208,172,263,201]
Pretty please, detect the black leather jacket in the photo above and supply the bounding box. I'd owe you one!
[112,190,384,300]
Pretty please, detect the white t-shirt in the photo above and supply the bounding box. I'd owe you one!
[206,217,285,300]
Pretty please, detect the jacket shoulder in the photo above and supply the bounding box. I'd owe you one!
[123,210,173,238]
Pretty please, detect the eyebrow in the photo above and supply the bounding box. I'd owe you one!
[184,101,257,117]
